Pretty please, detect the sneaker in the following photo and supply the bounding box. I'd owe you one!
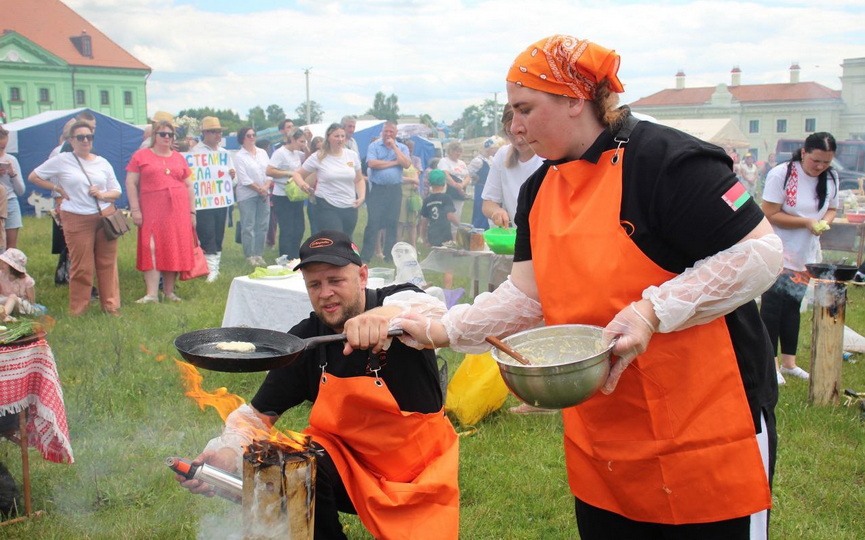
[776,371,786,386]
[854,271,865,284]
[780,366,810,380]
[247,256,259,267]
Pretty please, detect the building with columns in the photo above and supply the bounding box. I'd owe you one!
[629,58,865,162]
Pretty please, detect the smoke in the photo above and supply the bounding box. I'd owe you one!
[197,511,244,540]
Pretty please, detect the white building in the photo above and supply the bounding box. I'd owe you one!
[629,58,865,161]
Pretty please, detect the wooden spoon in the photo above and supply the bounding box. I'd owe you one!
[486,336,531,365]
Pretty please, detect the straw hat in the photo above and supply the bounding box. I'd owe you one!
[0,248,28,274]
[152,111,176,125]
[200,117,224,131]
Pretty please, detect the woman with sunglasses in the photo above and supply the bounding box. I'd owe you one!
[125,120,196,303]
[29,121,123,315]
[233,126,272,266]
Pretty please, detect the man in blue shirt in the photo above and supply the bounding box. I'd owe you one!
[360,122,411,263]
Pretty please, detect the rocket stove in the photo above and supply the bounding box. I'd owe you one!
[169,437,317,540]
[805,263,857,406]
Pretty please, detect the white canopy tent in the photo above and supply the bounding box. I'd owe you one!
[655,118,750,149]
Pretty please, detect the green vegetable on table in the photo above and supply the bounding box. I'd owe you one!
[248,266,294,279]
[0,319,40,344]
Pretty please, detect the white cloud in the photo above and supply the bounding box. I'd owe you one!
[64,0,865,124]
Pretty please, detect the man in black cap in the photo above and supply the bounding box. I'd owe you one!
[179,230,459,539]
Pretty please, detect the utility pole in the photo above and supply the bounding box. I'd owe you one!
[304,68,312,125]
[492,91,499,135]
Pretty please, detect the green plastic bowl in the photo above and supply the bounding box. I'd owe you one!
[483,227,516,255]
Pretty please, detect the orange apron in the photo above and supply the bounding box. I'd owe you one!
[528,148,771,524]
[304,363,459,539]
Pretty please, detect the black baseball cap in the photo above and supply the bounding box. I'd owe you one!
[294,230,363,270]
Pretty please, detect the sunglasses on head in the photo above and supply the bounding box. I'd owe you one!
[74,134,95,142]
[157,131,176,139]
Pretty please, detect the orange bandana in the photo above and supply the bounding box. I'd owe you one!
[507,35,625,100]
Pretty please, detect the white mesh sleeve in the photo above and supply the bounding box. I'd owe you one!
[642,234,783,333]
[202,404,270,473]
[441,278,544,353]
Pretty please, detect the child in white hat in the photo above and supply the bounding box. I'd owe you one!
[0,248,36,322]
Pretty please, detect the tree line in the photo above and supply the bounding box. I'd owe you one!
[177,92,504,139]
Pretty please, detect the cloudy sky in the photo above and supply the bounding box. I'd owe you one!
[65,0,865,125]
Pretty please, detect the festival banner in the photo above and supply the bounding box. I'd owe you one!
[183,151,234,210]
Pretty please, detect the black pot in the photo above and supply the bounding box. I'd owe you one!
[805,263,858,282]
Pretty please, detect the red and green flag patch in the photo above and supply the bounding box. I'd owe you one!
[722,183,751,211]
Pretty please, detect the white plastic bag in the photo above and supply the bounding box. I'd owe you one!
[392,242,426,287]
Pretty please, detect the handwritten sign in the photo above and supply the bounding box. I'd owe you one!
[183,152,234,210]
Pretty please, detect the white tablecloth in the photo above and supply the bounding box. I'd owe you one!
[222,275,313,333]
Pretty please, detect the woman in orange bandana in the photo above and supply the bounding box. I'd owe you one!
[397,35,783,539]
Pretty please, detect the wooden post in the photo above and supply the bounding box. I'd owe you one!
[809,280,846,406]
[242,443,315,540]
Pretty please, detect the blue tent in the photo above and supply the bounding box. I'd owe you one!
[3,107,144,213]
[409,136,436,171]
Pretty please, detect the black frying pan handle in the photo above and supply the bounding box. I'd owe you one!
[303,328,404,350]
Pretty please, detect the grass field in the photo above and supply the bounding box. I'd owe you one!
[1,210,865,539]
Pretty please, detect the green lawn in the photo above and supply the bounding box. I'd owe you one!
[1,210,865,539]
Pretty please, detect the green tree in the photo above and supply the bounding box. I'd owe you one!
[452,100,501,138]
[419,113,435,128]
[177,107,243,133]
[294,101,324,125]
[481,99,504,136]
[248,106,268,129]
[366,91,400,123]
[266,104,286,125]
[454,104,486,139]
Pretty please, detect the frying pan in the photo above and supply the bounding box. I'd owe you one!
[174,327,403,373]
[805,263,858,282]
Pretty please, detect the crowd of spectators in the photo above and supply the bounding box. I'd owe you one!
[2,105,545,316]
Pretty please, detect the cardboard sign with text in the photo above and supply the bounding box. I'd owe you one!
[184,152,234,210]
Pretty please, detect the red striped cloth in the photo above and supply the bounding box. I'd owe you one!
[0,339,73,464]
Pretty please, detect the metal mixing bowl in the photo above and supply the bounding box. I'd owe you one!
[490,324,612,409]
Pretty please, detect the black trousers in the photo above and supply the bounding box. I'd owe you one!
[575,498,752,540]
[271,196,306,258]
[313,198,358,240]
[195,206,228,255]
[313,444,355,539]
[760,270,808,356]
[360,183,402,262]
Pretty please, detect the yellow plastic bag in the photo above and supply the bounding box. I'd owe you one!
[445,351,509,425]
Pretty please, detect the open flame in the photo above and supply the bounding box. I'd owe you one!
[173,359,246,421]
[790,270,811,285]
[168,357,310,453]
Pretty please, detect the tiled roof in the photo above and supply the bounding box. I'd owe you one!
[2,0,150,71]
[630,82,840,107]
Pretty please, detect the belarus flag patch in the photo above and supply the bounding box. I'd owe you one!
[722,182,751,211]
